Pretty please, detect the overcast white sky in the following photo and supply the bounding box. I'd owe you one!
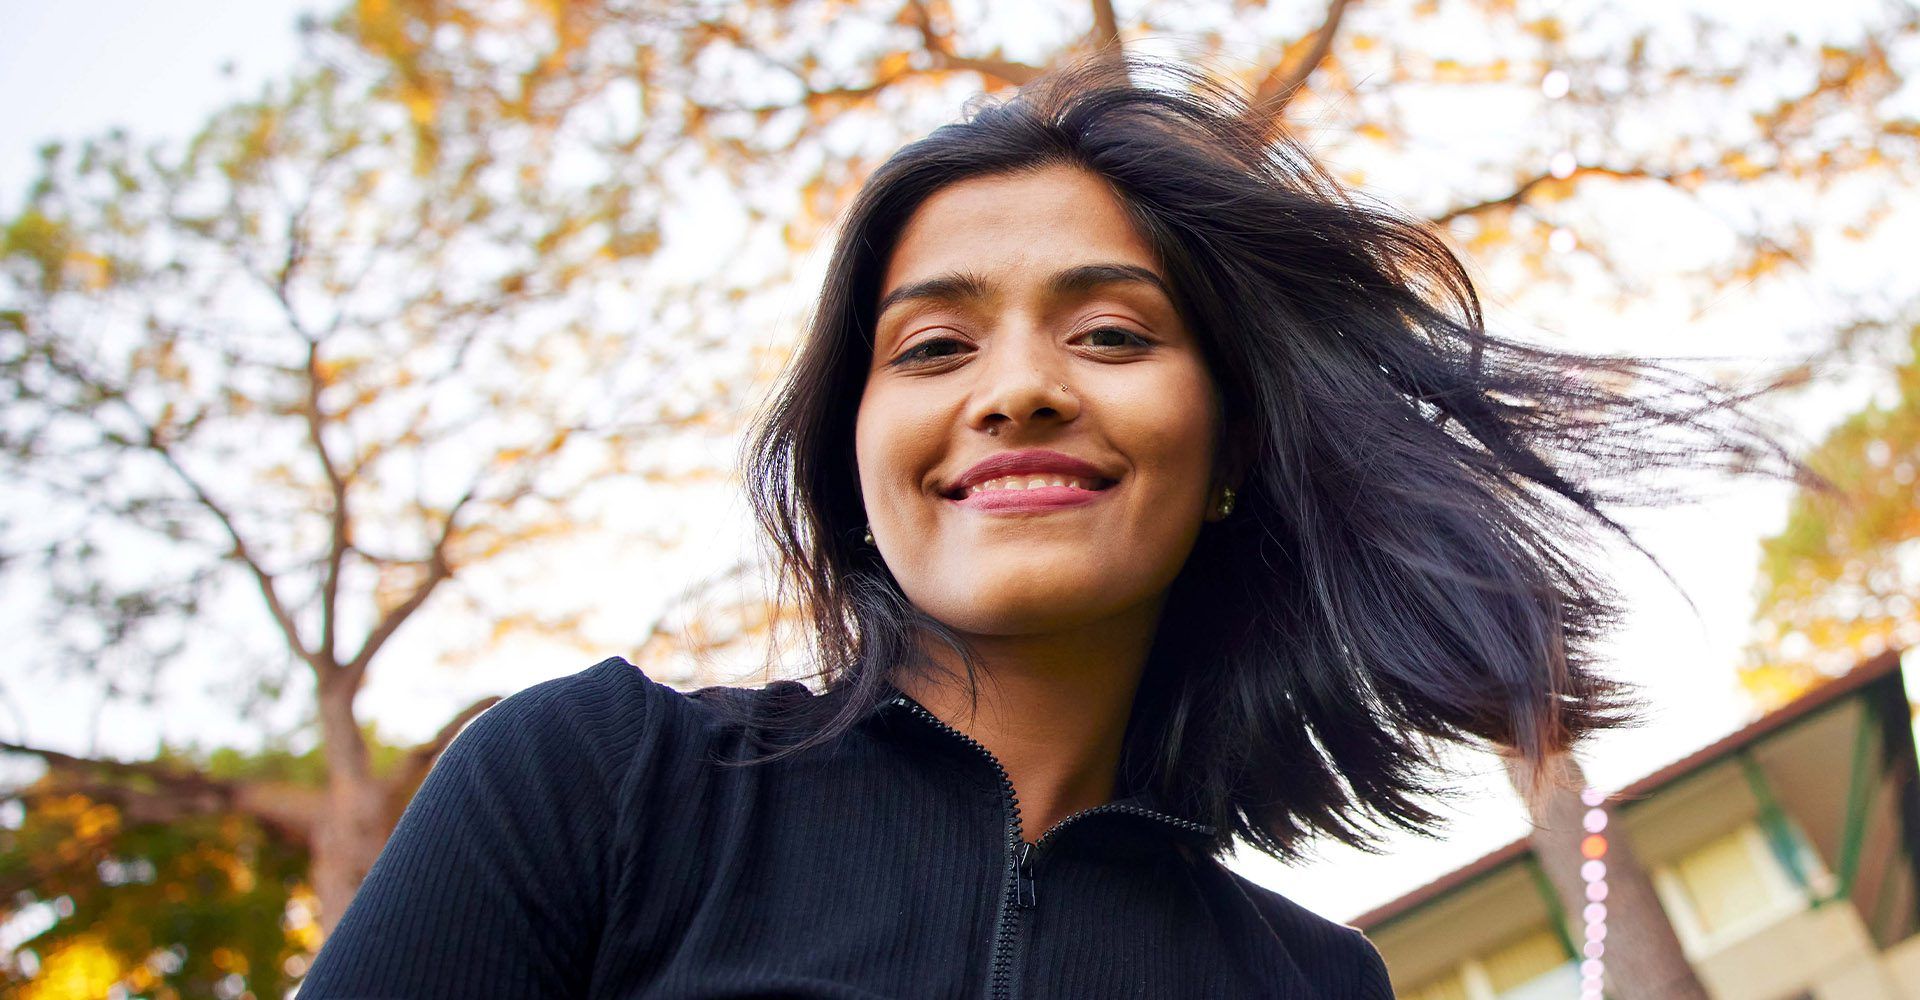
[2,0,1916,927]
[0,0,317,209]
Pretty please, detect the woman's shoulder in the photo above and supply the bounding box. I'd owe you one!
[1219,867,1394,997]
[461,656,666,753]
[463,656,814,761]
[302,657,746,996]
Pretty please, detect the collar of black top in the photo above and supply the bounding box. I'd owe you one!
[736,676,1218,849]
[848,683,1219,850]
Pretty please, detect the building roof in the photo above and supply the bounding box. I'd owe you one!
[1350,646,1914,931]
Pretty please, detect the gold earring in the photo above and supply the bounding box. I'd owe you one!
[1218,487,1236,518]
[863,525,875,545]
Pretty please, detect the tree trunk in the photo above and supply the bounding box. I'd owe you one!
[1505,751,1710,1000]
[312,675,392,935]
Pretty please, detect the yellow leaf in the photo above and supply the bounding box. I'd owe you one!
[18,936,124,1000]
[402,84,437,127]
[76,802,120,840]
[1722,150,1766,180]
[876,51,914,79]
[1531,177,1577,203]
[1523,17,1563,42]
[64,251,111,291]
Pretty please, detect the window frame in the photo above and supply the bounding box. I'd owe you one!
[1650,819,1830,957]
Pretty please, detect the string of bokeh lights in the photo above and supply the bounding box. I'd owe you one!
[1579,786,1610,1000]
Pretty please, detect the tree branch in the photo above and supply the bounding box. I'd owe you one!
[905,0,1044,86]
[680,17,935,122]
[1089,0,1122,55]
[31,338,320,674]
[144,430,320,674]
[0,740,323,846]
[691,77,907,118]
[382,695,501,808]
[272,180,316,325]
[338,485,475,686]
[305,340,351,669]
[1428,163,1699,226]
[1248,0,1354,133]
[10,335,320,675]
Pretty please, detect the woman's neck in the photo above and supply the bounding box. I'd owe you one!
[894,603,1162,844]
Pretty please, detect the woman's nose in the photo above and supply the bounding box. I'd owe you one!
[966,324,1080,435]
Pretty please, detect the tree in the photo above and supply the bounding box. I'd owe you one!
[5,0,1919,990]
[1742,322,1920,708]
[1506,752,1708,999]
[0,36,778,954]
[1,740,337,998]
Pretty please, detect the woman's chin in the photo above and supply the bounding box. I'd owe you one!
[912,582,1136,637]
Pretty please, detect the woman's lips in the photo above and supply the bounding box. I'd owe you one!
[949,484,1113,513]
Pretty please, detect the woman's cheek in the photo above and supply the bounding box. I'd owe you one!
[1123,377,1220,515]
[854,387,945,534]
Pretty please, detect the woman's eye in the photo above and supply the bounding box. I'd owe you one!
[892,336,970,366]
[1082,326,1151,349]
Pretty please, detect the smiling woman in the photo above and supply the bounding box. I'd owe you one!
[299,56,1811,1000]
[857,166,1226,671]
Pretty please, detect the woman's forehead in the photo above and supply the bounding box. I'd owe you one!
[878,165,1165,304]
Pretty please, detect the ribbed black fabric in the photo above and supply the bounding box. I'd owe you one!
[300,657,1395,998]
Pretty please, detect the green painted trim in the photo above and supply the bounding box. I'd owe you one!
[1525,855,1582,963]
[1739,751,1814,900]
[1870,842,1901,945]
[1836,697,1880,901]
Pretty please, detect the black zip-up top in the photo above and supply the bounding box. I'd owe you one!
[301,657,1395,998]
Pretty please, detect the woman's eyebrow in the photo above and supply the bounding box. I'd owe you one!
[1048,262,1171,301]
[876,271,994,321]
[876,262,1171,320]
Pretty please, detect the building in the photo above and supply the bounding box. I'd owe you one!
[1353,648,1920,1000]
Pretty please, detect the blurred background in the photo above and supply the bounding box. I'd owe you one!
[1,0,1917,997]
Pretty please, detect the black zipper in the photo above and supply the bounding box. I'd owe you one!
[889,695,1026,1000]
[888,694,1214,1000]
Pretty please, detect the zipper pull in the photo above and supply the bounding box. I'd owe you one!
[1017,841,1037,909]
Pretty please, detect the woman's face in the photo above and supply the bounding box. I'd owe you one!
[854,163,1228,638]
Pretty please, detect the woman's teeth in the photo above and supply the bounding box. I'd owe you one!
[964,475,1102,496]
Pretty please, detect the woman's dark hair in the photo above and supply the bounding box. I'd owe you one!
[729,55,1816,861]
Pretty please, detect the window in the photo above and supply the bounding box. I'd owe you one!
[1483,927,1580,1000]
[1406,970,1471,1000]
[1405,926,1579,1000]
[1651,820,1828,955]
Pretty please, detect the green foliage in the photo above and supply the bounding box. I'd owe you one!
[0,791,315,999]
[1744,324,1920,705]
[167,724,416,787]
[0,210,80,295]
[0,723,432,996]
